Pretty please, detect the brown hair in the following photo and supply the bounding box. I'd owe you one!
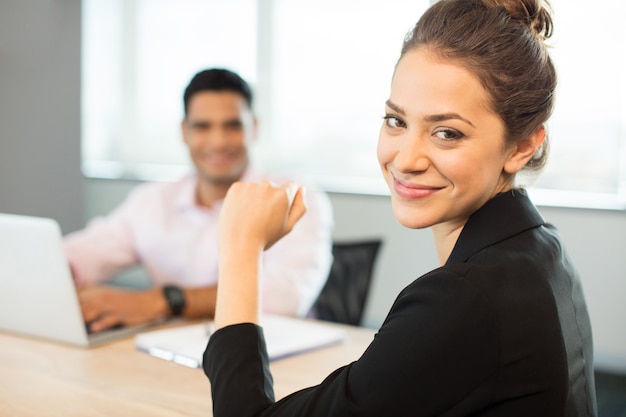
[401,0,556,172]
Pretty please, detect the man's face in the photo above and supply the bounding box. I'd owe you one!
[182,91,256,187]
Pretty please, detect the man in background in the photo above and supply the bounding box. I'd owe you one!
[65,68,334,332]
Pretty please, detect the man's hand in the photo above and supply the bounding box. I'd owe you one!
[78,285,167,333]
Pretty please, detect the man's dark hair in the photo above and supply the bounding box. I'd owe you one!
[183,68,253,116]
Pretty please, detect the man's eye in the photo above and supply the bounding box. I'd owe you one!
[383,115,406,128]
[434,129,464,141]
[224,122,243,131]
[189,122,210,131]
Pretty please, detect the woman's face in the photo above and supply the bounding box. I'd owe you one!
[378,48,518,232]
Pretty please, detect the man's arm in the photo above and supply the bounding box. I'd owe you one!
[79,284,218,333]
[64,186,152,286]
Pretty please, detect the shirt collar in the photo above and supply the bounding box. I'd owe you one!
[446,189,545,264]
[174,165,265,212]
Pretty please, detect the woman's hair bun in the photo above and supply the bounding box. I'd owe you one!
[482,0,553,40]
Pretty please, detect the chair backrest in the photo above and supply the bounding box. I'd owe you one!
[311,239,382,326]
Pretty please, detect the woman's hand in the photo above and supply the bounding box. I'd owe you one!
[218,181,307,253]
[214,181,307,330]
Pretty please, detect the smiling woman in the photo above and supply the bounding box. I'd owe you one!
[378,50,522,239]
[203,1,598,416]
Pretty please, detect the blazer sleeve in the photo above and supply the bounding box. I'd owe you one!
[204,269,500,417]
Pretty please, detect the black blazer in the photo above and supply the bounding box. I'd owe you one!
[205,189,597,417]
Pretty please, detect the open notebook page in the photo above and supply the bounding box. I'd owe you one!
[135,314,348,368]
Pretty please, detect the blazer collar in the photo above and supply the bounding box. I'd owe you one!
[446,189,545,264]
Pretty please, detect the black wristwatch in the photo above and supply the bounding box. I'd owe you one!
[162,285,186,316]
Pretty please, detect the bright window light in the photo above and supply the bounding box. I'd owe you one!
[81,0,626,209]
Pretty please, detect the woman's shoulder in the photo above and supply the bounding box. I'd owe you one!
[389,265,493,324]
[391,256,558,327]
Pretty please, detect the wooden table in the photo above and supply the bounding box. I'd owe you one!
[0,321,375,416]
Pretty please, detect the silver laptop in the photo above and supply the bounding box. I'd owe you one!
[0,212,154,347]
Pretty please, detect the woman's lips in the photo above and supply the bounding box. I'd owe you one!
[393,178,442,200]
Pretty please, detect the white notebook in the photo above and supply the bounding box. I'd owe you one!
[135,314,347,368]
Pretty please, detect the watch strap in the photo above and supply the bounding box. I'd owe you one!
[162,285,186,316]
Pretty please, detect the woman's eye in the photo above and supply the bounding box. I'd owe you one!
[383,115,406,129]
[434,128,464,141]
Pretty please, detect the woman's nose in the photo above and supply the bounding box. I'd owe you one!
[394,134,430,173]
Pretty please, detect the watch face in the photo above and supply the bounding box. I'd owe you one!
[169,289,184,304]
[164,285,186,316]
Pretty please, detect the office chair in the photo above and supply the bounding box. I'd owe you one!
[311,239,382,326]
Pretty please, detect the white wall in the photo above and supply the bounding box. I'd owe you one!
[84,178,626,373]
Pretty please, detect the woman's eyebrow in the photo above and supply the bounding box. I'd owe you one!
[385,100,405,115]
[424,113,475,128]
[385,100,475,128]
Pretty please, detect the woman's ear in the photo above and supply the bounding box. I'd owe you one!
[504,125,546,174]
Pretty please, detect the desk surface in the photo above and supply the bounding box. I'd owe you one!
[0,320,375,417]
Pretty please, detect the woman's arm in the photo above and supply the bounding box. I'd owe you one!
[213,181,306,330]
[206,264,499,417]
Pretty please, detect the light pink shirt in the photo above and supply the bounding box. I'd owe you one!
[64,167,334,317]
